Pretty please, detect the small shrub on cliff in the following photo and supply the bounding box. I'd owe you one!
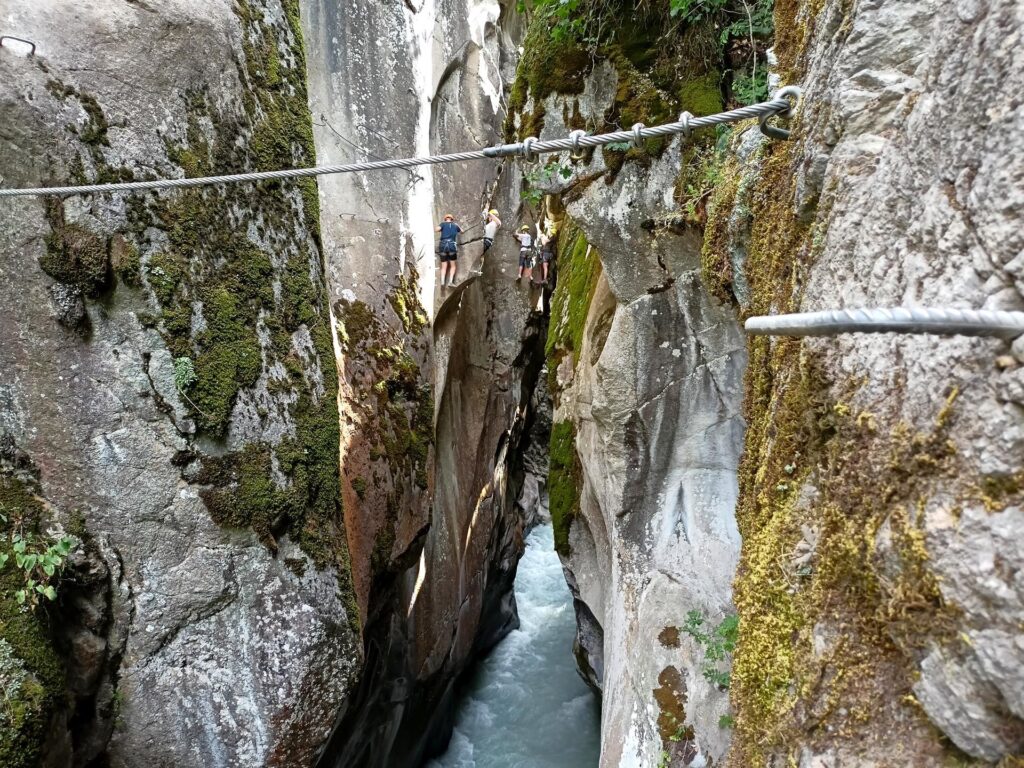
[681,610,738,689]
[173,356,198,392]
[0,507,76,610]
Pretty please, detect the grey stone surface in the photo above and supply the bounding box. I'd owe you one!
[0,1,360,764]
[305,1,541,766]
[737,0,1024,761]
[543,69,746,765]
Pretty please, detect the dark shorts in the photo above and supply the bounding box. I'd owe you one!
[483,237,494,251]
[540,249,554,263]
[439,240,457,262]
[519,250,532,269]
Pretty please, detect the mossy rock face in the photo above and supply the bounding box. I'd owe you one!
[333,269,432,600]
[507,6,723,179]
[40,200,112,298]
[544,218,603,556]
[0,472,66,768]
[548,420,580,556]
[85,0,358,625]
[722,13,963,756]
[545,221,602,381]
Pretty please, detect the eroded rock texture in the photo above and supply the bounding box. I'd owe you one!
[304,0,543,766]
[510,14,746,767]
[521,0,1024,765]
[726,0,1024,764]
[0,1,360,764]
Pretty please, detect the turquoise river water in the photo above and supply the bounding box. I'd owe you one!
[427,523,602,768]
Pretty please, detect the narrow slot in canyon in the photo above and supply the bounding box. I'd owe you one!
[427,522,601,768]
[1,0,1022,766]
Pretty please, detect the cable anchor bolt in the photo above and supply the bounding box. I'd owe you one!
[568,130,588,160]
[677,111,693,138]
[0,36,36,56]
[759,85,802,141]
[520,136,539,163]
[630,123,646,149]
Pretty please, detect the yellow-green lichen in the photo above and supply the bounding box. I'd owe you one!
[698,151,741,304]
[727,12,968,752]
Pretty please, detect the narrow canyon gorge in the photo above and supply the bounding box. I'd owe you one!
[0,0,1021,766]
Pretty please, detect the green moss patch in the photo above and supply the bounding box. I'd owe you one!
[0,474,66,768]
[545,221,601,368]
[729,107,965,763]
[338,294,433,496]
[698,150,741,303]
[334,272,432,592]
[548,420,581,556]
[40,200,112,297]
[507,6,723,182]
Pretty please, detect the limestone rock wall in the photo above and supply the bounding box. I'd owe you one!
[518,0,1024,765]
[0,1,360,765]
[302,1,541,766]
[725,0,1024,764]
[511,15,748,766]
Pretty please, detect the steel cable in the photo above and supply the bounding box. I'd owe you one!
[0,96,796,198]
[745,308,1024,339]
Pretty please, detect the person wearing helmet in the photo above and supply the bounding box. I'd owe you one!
[512,225,533,282]
[482,209,502,254]
[435,214,463,287]
[537,230,554,285]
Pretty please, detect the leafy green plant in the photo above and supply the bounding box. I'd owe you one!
[8,533,75,607]
[681,610,738,690]
[605,141,632,152]
[533,0,591,44]
[718,713,735,728]
[173,356,197,391]
[1,504,77,609]
[523,163,573,206]
[719,0,773,43]
[669,0,729,21]
[731,68,769,106]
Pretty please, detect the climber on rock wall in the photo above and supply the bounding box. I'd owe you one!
[482,209,501,255]
[513,225,533,283]
[435,213,463,288]
[537,230,553,285]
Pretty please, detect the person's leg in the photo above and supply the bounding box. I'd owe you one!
[449,256,458,285]
[542,260,548,283]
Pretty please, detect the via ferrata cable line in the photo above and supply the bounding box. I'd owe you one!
[0,90,801,199]
[745,308,1024,340]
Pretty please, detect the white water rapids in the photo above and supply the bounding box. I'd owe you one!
[427,523,601,768]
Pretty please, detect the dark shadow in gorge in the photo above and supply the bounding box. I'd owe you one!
[316,286,549,768]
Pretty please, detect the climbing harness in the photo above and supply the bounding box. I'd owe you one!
[0,90,800,199]
[745,308,1024,340]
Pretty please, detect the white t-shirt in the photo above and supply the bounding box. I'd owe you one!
[517,233,532,248]
[484,220,499,239]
